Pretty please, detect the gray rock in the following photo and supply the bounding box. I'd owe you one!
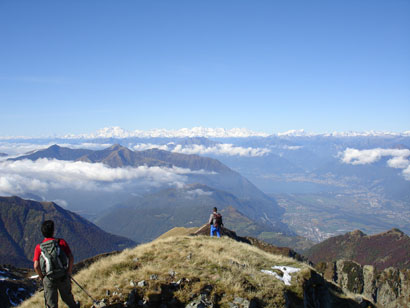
[325,260,410,308]
[185,299,207,308]
[137,280,147,287]
[169,270,177,277]
[97,301,107,307]
[176,278,187,286]
[363,265,377,302]
[230,297,255,308]
[185,294,214,308]
[336,260,364,294]
[150,274,158,280]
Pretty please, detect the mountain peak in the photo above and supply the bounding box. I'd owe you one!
[108,143,128,151]
[349,229,366,237]
[48,144,61,150]
[382,228,406,237]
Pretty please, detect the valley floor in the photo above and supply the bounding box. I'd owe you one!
[273,191,410,242]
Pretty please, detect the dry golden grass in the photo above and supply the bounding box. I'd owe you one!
[156,227,199,240]
[19,235,311,308]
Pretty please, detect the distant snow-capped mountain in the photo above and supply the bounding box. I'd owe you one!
[1,127,409,140]
[63,126,270,139]
[62,127,410,139]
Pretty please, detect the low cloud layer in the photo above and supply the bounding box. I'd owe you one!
[133,143,270,157]
[0,158,206,196]
[0,142,112,157]
[185,188,213,199]
[340,148,410,180]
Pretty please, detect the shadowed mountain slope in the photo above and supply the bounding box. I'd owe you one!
[305,229,410,270]
[0,196,136,267]
[95,184,290,244]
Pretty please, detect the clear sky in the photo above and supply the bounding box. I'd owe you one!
[0,0,409,136]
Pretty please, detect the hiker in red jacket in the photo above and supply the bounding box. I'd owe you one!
[33,220,79,308]
[209,207,223,238]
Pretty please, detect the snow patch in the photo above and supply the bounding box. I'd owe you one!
[261,266,301,286]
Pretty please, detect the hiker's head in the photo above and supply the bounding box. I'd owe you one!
[41,220,54,238]
[213,207,217,212]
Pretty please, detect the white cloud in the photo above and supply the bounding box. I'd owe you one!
[131,142,270,157]
[387,156,410,169]
[340,148,410,165]
[403,165,410,180]
[52,199,68,208]
[339,148,410,180]
[0,142,113,157]
[0,158,209,196]
[186,188,213,198]
[133,143,171,151]
[58,143,113,150]
[277,145,303,150]
[171,144,270,157]
[0,143,46,157]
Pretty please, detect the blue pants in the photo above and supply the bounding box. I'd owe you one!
[210,225,221,238]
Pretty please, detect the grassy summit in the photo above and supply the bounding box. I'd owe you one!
[20,235,310,307]
[19,233,371,307]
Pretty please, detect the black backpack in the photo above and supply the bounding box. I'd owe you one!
[213,213,222,227]
[39,239,68,280]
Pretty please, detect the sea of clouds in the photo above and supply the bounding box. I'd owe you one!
[340,148,410,180]
[0,158,212,196]
[133,143,271,157]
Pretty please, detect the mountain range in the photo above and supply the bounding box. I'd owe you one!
[63,126,410,139]
[0,196,135,267]
[8,144,288,236]
[2,131,410,244]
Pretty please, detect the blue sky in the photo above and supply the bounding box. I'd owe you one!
[0,0,409,136]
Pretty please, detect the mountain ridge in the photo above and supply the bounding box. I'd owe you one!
[0,196,136,267]
[9,144,287,231]
[305,228,410,270]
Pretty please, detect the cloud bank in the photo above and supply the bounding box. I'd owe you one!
[340,148,410,180]
[133,143,270,157]
[0,142,112,157]
[0,158,207,196]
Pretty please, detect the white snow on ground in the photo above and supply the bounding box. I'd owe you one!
[261,266,301,286]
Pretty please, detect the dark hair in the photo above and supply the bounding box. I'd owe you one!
[41,220,54,238]
[213,207,217,212]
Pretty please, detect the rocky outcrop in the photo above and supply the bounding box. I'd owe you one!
[316,260,410,308]
[0,265,40,308]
